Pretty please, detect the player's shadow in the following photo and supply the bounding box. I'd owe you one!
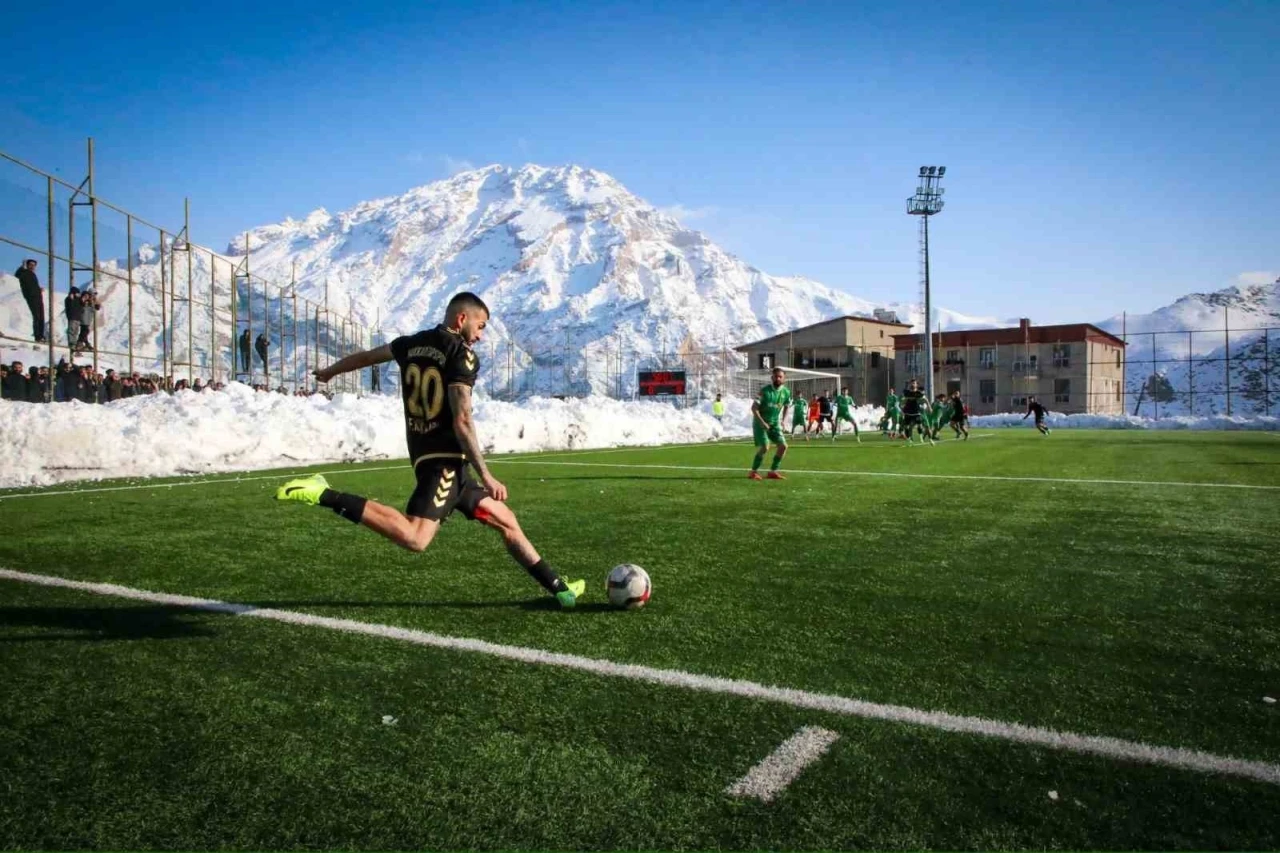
[508,474,739,482]
[247,599,620,614]
[0,605,220,643]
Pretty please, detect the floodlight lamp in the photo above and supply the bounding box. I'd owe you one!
[928,166,937,175]
[937,166,946,176]
[919,166,928,176]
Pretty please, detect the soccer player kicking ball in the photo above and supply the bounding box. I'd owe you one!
[274,292,586,608]
[749,367,791,480]
[1023,396,1051,435]
[833,387,860,442]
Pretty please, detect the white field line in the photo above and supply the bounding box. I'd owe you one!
[2,566,1279,787]
[725,727,841,802]
[0,435,983,501]
[496,460,1280,490]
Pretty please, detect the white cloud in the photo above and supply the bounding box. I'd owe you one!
[443,155,477,176]
[656,203,718,222]
[1235,271,1278,286]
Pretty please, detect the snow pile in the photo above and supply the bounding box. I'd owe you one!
[970,411,1280,431]
[0,389,759,488]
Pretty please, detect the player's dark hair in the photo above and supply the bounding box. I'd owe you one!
[444,291,489,319]
[771,366,784,376]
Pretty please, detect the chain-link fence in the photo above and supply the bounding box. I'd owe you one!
[0,143,375,396]
[1121,323,1279,418]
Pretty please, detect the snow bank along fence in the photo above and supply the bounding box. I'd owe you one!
[0,141,376,395]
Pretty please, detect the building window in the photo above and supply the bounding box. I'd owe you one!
[870,352,881,368]
[979,347,995,369]
[904,350,920,374]
[1012,396,1028,408]
[1115,349,1121,368]
[979,379,995,403]
[879,330,884,338]
[1115,380,1121,402]
[1054,378,1070,403]
[945,349,960,364]
[1052,344,1070,368]
[758,353,773,369]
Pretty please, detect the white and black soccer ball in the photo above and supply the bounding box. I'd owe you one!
[606,564,651,610]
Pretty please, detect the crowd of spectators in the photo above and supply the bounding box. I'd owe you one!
[0,359,337,403]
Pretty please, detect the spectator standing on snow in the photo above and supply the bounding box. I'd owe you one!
[2,361,27,400]
[255,332,270,373]
[238,329,251,373]
[14,259,46,342]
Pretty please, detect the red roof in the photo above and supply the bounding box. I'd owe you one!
[893,322,1126,349]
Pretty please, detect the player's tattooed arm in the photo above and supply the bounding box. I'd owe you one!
[449,383,508,501]
[448,383,487,476]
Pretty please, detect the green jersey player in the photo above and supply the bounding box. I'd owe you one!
[750,367,792,480]
[883,388,901,436]
[930,395,950,439]
[790,393,809,438]
[833,387,860,442]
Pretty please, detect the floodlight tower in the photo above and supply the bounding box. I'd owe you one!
[906,165,946,401]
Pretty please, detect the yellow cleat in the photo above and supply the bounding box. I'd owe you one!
[275,474,330,506]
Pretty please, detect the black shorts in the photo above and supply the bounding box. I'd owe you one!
[818,413,833,424]
[902,412,922,426]
[406,460,490,522]
[952,414,967,426]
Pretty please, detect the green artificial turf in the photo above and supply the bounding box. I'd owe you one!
[1,428,1278,849]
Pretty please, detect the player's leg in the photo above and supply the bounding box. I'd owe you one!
[750,421,768,478]
[465,495,583,606]
[766,429,788,478]
[275,474,441,552]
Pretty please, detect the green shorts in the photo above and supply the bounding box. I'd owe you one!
[753,421,787,447]
[836,410,854,423]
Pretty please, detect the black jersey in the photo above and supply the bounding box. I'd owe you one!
[390,325,480,465]
[901,389,925,415]
[1027,401,1047,418]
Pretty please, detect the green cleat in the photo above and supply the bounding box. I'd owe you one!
[275,474,330,506]
[556,579,586,609]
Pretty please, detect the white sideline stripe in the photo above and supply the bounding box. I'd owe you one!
[2,567,1279,787]
[496,460,1280,490]
[725,727,841,802]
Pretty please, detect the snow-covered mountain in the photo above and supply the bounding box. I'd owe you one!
[4,163,1001,395]
[1096,277,1280,415]
[2,162,1273,409]
[226,163,1002,394]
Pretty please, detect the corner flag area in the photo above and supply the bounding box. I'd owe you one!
[2,429,1278,849]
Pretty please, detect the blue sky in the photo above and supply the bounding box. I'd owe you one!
[3,0,1276,323]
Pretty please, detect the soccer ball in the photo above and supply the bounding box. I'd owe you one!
[606,564,651,609]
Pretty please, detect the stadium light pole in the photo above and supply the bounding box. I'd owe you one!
[907,165,946,401]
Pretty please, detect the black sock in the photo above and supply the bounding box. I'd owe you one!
[524,559,566,594]
[319,488,367,524]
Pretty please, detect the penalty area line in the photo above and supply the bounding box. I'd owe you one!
[1,566,1278,787]
[726,727,841,802]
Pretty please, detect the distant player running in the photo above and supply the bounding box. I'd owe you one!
[750,367,791,480]
[1023,396,1051,435]
[807,394,821,436]
[833,387,860,442]
[789,392,810,440]
[274,292,585,608]
[950,390,970,439]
